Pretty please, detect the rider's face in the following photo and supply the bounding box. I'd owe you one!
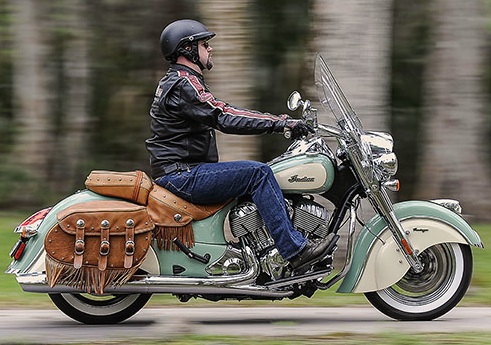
[198,40,213,70]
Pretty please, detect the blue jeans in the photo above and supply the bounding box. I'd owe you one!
[155,161,306,259]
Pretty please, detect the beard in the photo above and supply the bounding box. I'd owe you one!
[205,55,213,70]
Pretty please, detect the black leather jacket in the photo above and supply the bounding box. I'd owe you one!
[146,64,289,178]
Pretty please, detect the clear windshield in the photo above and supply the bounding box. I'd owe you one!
[314,54,364,134]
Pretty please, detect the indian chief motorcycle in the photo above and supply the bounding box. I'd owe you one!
[6,54,483,324]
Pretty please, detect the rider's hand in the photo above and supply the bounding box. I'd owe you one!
[285,119,315,139]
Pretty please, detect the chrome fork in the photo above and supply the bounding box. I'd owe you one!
[369,187,423,273]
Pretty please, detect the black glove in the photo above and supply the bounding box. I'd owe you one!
[285,119,315,139]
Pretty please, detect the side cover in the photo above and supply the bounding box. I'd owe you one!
[337,200,482,293]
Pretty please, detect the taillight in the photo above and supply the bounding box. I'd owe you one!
[9,207,51,260]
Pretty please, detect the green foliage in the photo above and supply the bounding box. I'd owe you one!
[0,160,52,209]
[162,333,491,345]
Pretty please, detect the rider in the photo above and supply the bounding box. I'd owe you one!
[146,19,331,270]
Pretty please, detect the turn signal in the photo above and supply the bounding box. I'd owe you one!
[383,179,400,192]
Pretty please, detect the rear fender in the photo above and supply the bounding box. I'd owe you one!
[337,200,482,293]
[6,190,114,275]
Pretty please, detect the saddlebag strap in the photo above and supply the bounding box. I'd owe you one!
[124,219,136,269]
[73,220,85,269]
[98,220,110,271]
[132,171,144,203]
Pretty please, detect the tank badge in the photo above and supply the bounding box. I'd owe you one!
[288,175,315,183]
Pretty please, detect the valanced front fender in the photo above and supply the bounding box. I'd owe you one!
[337,200,483,293]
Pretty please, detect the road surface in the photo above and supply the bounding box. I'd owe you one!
[1,307,490,343]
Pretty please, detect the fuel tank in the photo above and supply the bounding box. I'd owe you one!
[270,152,335,194]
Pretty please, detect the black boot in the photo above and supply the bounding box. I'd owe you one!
[289,239,332,270]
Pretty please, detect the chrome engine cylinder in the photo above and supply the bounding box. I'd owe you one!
[293,198,329,239]
[229,202,275,252]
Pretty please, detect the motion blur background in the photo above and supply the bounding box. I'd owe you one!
[1,0,491,220]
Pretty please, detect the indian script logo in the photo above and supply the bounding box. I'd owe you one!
[288,175,315,183]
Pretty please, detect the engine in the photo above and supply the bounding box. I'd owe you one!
[291,198,330,240]
[228,198,330,280]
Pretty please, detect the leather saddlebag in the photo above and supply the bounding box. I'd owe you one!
[44,200,154,294]
[85,170,153,205]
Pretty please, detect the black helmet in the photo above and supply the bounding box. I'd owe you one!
[160,19,215,64]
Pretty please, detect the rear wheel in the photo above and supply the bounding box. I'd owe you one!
[365,243,472,321]
[49,293,152,324]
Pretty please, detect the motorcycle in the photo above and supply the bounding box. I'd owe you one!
[6,54,483,324]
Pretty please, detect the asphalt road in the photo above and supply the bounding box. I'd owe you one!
[1,307,490,343]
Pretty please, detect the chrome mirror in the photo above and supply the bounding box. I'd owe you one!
[287,91,303,111]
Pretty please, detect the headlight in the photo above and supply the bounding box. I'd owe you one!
[373,152,398,177]
[360,131,398,180]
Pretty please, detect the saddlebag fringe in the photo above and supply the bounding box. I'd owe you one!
[153,224,194,251]
[45,255,139,294]
[147,184,228,251]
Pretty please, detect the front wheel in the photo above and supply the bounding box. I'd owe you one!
[365,243,472,321]
[49,293,152,324]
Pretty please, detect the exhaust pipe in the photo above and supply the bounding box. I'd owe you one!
[16,247,293,298]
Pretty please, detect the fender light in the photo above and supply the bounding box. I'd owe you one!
[9,207,51,260]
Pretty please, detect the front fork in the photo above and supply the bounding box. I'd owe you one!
[369,187,424,273]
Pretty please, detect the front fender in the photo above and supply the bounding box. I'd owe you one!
[337,200,483,293]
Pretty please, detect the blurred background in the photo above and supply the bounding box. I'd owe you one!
[1,0,491,221]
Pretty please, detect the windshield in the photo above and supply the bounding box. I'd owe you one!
[314,54,364,134]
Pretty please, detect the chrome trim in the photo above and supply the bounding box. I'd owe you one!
[269,136,335,164]
[430,199,462,215]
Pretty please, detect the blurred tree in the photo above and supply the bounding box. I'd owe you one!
[10,0,54,181]
[311,0,392,132]
[416,0,491,220]
[10,1,90,196]
[0,0,13,154]
[390,0,432,200]
[251,0,313,161]
[198,0,260,162]
[48,0,90,193]
[86,0,195,174]
[7,0,55,206]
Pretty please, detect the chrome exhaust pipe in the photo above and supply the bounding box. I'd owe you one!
[16,247,293,298]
